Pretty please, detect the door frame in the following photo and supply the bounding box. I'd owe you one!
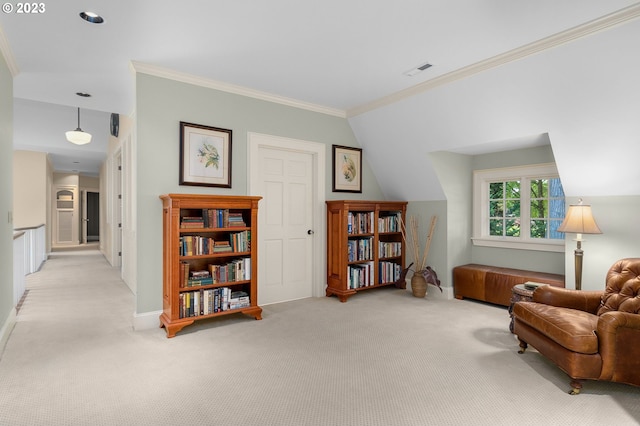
[81,189,87,244]
[248,132,326,298]
[113,149,123,269]
[81,189,100,244]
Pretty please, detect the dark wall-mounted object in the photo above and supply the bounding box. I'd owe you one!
[110,113,119,137]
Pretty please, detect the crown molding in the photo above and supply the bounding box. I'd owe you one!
[131,61,346,118]
[347,3,640,118]
[0,25,19,77]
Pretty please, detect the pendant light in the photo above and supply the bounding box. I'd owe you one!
[66,107,92,145]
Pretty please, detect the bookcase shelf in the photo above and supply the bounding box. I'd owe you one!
[326,200,407,302]
[159,194,262,337]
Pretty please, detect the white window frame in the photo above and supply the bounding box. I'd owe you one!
[472,163,565,252]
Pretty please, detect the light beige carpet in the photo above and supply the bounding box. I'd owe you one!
[1,249,639,425]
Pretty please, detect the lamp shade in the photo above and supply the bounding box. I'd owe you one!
[557,202,602,235]
[65,129,92,145]
[66,107,92,145]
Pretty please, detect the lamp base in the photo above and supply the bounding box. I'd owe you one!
[574,242,583,291]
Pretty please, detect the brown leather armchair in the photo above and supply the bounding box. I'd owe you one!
[513,258,640,394]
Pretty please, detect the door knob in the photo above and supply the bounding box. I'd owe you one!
[307,230,314,235]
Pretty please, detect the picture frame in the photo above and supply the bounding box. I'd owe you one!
[179,121,232,188]
[332,145,362,193]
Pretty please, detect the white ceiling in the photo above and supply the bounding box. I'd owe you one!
[2,0,639,178]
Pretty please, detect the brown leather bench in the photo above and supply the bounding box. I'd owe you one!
[453,264,565,307]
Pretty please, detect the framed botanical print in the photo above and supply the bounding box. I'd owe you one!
[179,121,232,188]
[332,145,362,193]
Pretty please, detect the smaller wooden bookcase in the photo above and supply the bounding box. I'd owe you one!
[159,194,262,337]
[326,200,407,302]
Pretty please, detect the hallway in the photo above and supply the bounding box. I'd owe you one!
[0,247,144,425]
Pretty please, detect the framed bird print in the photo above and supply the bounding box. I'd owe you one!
[332,145,362,193]
[179,121,232,188]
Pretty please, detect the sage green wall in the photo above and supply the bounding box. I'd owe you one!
[426,145,564,292]
[406,201,447,288]
[562,195,640,290]
[470,145,564,274]
[135,74,383,314]
[0,52,13,337]
[429,152,473,284]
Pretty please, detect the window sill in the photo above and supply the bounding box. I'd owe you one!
[471,237,565,253]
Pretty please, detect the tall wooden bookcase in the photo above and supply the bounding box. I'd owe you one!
[159,194,262,337]
[326,200,407,302]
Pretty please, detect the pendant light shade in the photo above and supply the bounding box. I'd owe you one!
[66,107,92,145]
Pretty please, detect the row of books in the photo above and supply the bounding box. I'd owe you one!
[347,211,374,235]
[347,262,374,289]
[181,265,207,287]
[347,261,403,288]
[180,259,252,288]
[179,288,250,318]
[180,209,247,229]
[378,213,402,233]
[229,230,251,252]
[347,237,373,262]
[209,258,251,283]
[348,211,403,234]
[379,261,402,284]
[181,216,205,228]
[379,241,402,258]
[179,230,250,256]
[180,236,224,256]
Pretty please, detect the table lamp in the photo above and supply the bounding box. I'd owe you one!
[557,199,602,290]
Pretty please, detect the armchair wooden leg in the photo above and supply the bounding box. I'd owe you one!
[517,339,528,354]
[569,380,582,395]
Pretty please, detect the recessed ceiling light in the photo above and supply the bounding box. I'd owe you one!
[79,11,104,24]
[76,92,91,97]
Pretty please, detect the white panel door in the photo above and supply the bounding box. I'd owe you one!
[57,210,73,243]
[258,147,314,304]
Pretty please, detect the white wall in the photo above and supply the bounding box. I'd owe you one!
[13,151,48,229]
[102,112,136,296]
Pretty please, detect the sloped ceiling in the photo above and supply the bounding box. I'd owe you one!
[349,17,640,200]
[2,1,640,194]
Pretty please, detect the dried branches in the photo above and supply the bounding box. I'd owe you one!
[400,215,437,272]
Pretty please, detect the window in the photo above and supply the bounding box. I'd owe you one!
[473,163,565,252]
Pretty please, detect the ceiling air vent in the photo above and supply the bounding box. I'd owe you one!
[404,62,433,77]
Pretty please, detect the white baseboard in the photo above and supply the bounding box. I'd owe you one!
[431,285,454,300]
[0,308,16,358]
[133,310,162,331]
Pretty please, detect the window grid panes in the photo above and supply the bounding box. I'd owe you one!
[473,164,565,251]
[486,177,564,241]
[529,177,565,239]
[489,180,521,237]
